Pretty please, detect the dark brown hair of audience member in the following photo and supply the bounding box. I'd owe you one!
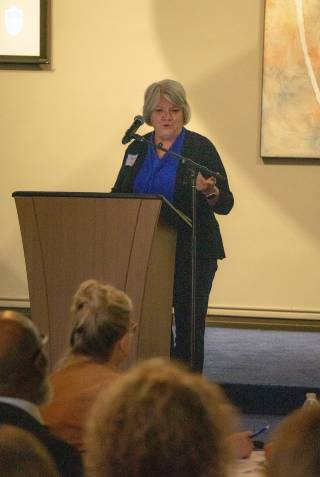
[0,311,50,405]
[0,425,59,477]
[65,279,133,364]
[265,406,320,477]
[85,357,235,477]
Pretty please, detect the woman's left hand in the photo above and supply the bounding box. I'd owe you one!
[196,172,219,199]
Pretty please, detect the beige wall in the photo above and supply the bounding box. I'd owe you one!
[1,0,319,320]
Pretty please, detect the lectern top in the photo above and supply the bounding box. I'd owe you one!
[12,191,192,228]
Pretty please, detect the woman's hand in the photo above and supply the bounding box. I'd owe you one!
[196,172,220,201]
[228,431,253,459]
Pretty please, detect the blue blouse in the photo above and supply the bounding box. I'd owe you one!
[133,128,185,202]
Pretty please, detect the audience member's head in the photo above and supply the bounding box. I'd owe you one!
[0,311,50,405]
[0,425,59,477]
[86,357,234,477]
[66,279,133,365]
[266,406,320,477]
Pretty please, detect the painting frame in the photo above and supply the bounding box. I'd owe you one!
[0,0,50,66]
[261,0,320,160]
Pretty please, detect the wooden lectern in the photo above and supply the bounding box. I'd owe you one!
[12,192,191,369]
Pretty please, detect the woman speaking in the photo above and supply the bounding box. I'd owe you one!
[112,79,234,372]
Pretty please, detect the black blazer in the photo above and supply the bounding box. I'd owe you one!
[0,403,84,477]
[113,129,234,261]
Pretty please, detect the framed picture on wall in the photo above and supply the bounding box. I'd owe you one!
[0,0,50,66]
[261,0,320,159]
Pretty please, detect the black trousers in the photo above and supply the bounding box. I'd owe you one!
[171,245,217,373]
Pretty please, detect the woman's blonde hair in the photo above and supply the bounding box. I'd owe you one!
[86,358,234,477]
[68,279,132,362]
[143,79,191,125]
[266,406,320,477]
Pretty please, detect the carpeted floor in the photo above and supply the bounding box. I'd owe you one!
[203,327,320,386]
[203,327,320,416]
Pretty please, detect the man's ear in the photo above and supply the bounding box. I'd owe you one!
[33,349,48,375]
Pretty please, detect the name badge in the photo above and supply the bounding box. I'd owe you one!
[125,154,138,167]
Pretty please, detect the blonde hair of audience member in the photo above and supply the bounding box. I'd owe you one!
[0,425,59,477]
[86,357,235,477]
[41,279,134,452]
[0,311,51,405]
[265,406,320,477]
[62,278,133,367]
[143,78,191,125]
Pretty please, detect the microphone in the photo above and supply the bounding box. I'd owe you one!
[121,115,145,144]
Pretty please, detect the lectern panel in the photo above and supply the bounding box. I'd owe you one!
[14,193,178,368]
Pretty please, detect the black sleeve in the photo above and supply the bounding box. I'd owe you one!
[192,135,234,216]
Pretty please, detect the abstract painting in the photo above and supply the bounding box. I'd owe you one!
[261,0,320,158]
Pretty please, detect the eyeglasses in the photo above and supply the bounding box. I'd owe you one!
[129,321,138,335]
[31,333,48,363]
[40,334,48,346]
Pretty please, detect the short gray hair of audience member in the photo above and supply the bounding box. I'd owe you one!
[266,406,320,477]
[68,279,133,362]
[85,357,234,477]
[143,79,191,126]
[0,311,50,405]
[0,425,59,477]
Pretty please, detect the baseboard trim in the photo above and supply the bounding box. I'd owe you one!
[207,304,320,331]
[1,303,320,332]
[208,304,320,320]
[0,298,30,308]
[206,315,320,331]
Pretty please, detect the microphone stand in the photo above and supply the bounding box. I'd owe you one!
[130,133,226,182]
[130,132,224,371]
